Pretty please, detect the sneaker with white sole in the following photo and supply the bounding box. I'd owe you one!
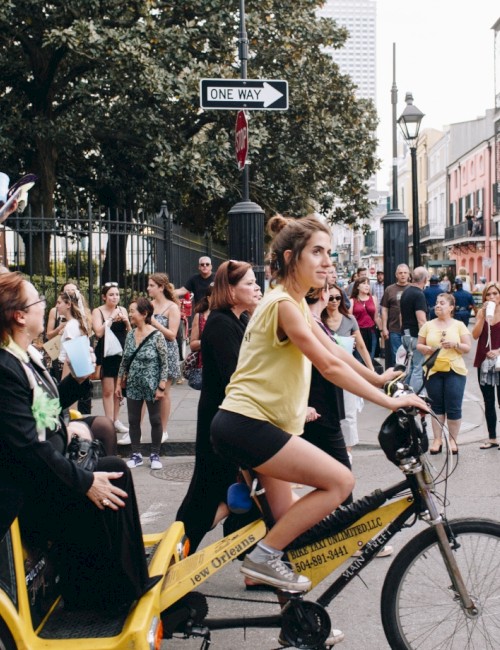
[161,430,169,443]
[279,628,344,647]
[117,433,131,446]
[241,552,311,592]
[353,544,393,558]
[150,454,163,470]
[126,453,143,468]
[114,420,129,434]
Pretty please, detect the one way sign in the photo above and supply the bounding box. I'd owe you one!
[200,79,288,111]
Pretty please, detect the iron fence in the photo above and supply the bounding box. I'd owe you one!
[0,199,227,310]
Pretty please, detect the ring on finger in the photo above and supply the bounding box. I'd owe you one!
[102,498,111,507]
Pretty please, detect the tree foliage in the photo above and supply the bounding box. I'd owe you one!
[0,0,378,267]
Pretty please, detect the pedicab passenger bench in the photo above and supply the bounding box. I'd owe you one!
[0,518,187,649]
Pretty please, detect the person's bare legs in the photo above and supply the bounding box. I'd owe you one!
[101,376,116,420]
[160,379,173,433]
[254,436,354,550]
[447,418,461,452]
[430,414,445,452]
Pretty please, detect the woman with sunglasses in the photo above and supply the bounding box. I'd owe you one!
[0,273,157,613]
[323,283,373,460]
[472,282,500,449]
[417,293,471,454]
[92,282,131,435]
[148,273,182,442]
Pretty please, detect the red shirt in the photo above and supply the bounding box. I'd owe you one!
[352,296,376,329]
[473,320,500,367]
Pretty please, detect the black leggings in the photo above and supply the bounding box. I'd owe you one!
[127,398,162,454]
[477,368,500,439]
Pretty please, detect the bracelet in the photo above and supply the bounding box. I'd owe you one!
[157,385,166,392]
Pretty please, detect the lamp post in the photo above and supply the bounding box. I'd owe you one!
[382,44,409,286]
[227,0,265,291]
[398,92,424,268]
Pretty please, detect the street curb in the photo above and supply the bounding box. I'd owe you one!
[118,442,196,457]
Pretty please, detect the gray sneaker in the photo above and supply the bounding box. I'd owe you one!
[241,552,311,592]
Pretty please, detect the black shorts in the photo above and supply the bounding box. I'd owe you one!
[102,354,122,378]
[210,409,292,469]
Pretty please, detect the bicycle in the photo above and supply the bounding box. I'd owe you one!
[156,355,500,649]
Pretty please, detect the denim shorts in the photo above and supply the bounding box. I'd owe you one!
[426,371,466,420]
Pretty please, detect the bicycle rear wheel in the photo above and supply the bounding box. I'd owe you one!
[381,518,500,649]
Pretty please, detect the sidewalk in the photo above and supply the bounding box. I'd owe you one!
[90,342,487,457]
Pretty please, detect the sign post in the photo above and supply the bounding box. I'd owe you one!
[235,111,248,172]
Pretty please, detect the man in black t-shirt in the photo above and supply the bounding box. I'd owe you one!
[400,266,429,392]
[175,256,215,306]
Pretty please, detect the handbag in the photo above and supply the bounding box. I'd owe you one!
[103,325,123,357]
[182,350,199,380]
[484,320,500,372]
[43,335,62,361]
[120,331,157,397]
[187,367,202,390]
[67,434,105,472]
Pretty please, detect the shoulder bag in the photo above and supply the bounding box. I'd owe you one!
[120,331,157,396]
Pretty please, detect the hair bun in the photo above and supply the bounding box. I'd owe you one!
[267,214,289,235]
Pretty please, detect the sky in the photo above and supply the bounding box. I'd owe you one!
[375,0,498,190]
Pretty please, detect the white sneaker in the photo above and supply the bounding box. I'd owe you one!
[114,420,129,434]
[126,453,143,468]
[117,433,131,446]
[150,454,163,470]
[161,430,169,443]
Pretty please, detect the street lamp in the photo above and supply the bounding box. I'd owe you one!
[398,92,424,268]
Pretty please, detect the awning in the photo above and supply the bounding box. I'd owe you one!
[428,260,456,266]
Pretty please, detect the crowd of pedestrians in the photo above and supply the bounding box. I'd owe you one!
[3,203,500,629]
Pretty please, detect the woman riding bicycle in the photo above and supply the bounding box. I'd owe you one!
[210,214,427,592]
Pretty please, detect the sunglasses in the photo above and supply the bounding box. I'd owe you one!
[440,330,447,343]
[199,263,211,267]
[103,282,118,288]
[22,295,46,310]
[329,295,342,302]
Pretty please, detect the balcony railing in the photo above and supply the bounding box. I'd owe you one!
[444,222,469,241]
[420,223,445,241]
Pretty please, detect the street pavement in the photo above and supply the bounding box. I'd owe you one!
[88,333,495,649]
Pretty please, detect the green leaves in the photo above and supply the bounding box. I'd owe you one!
[0,0,378,237]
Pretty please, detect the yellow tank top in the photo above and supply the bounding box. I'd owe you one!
[221,285,312,435]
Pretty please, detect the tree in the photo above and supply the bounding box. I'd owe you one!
[0,0,378,274]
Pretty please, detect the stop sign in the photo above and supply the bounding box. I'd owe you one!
[235,110,248,171]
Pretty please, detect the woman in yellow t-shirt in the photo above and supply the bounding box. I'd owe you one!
[210,214,428,594]
[417,293,471,454]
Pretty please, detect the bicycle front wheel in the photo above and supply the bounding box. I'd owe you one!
[381,518,500,649]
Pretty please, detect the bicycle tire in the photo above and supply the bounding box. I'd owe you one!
[0,618,16,650]
[381,517,500,649]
